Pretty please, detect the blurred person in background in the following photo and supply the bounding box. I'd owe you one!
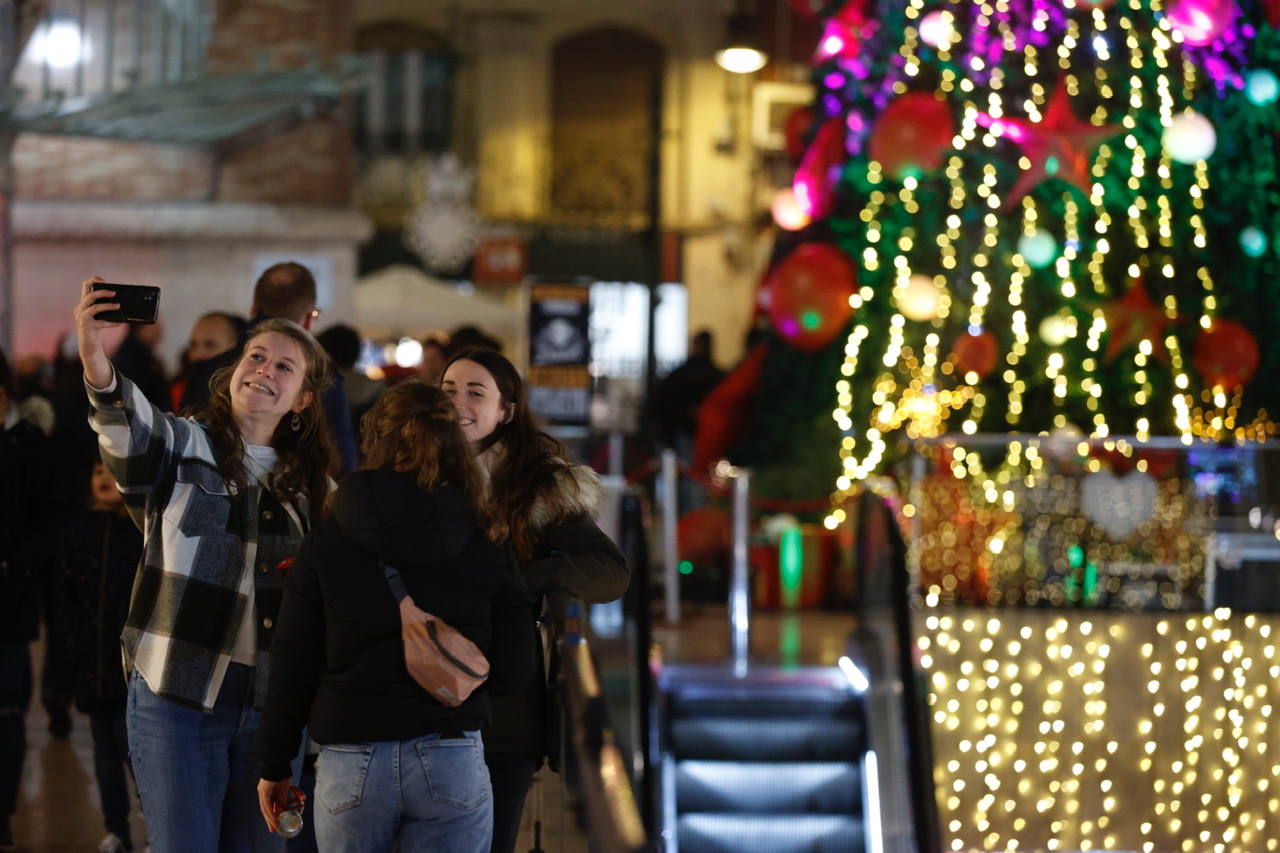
[316,324,385,442]
[112,322,170,413]
[180,262,357,474]
[171,311,247,410]
[417,337,448,386]
[0,344,53,853]
[48,456,145,853]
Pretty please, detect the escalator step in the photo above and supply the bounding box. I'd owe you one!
[676,760,862,813]
[671,716,864,761]
[677,812,865,853]
[668,691,862,721]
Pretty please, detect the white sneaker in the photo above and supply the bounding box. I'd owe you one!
[96,833,125,853]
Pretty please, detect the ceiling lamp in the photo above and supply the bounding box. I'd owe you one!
[715,11,768,74]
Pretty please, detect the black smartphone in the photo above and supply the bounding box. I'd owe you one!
[91,283,160,325]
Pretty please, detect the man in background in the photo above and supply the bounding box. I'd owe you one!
[180,262,358,474]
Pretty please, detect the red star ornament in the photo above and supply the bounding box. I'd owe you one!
[985,78,1122,211]
[1100,279,1176,364]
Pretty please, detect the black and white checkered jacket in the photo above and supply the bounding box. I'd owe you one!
[87,373,312,711]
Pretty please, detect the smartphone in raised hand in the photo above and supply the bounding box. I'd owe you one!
[91,283,160,324]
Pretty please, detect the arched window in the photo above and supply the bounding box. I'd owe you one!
[549,26,664,226]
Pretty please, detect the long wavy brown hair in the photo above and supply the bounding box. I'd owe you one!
[360,381,500,542]
[191,318,337,514]
[442,348,573,559]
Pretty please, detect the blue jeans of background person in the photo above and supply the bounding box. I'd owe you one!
[314,731,492,853]
[89,708,135,849]
[0,641,31,820]
[127,663,291,853]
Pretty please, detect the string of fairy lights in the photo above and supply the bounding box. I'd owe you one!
[818,0,1276,529]
[921,610,1280,852]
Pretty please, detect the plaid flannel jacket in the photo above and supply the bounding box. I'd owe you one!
[87,373,310,711]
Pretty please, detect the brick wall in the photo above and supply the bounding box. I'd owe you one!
[207,0,354,70]
[217,116,353,205]
[13,135,212,201]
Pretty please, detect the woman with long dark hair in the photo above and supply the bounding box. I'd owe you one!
[440,349,629,853]
[74,277,337,853]
[256,381,536,852]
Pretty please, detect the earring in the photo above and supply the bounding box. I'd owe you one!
[290,412,301,432]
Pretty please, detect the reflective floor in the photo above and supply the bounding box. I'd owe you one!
[9,638,585,853]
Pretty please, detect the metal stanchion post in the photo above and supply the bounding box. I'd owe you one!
[730,467,751,674]
[661,449,680,624]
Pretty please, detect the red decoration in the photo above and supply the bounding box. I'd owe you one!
[1194,319,1259,389]
[868,92,955,180]
[949,330,999,378]
[693,343,769,474]
[784,106,814,162]
[1100,279,1175,364]
[793,117,846,220]
[788,0,826,19]
[1264,0,1280,28]
[678,508,732,567]
[981,78,1121,210]
[766,243,858,353]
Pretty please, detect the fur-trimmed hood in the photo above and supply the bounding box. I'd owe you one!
[478,444,602,532]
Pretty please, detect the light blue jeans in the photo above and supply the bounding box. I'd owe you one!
[127,664,291,853]
[314,731,492,853]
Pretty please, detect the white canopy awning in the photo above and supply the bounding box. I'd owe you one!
[353,264,524,345]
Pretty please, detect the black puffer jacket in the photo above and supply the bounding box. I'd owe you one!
[0,417,53,643]
[49,508,143,713]
[256,470,537,781]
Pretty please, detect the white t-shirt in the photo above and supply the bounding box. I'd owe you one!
[230,444,280,666]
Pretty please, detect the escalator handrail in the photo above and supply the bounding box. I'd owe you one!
[553,593,649,852]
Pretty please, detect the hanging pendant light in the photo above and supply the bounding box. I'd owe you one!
[715,8,768,74]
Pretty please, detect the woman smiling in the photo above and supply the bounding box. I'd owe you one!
[74,277,336,853]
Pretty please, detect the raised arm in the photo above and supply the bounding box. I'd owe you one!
[73,278,186,508]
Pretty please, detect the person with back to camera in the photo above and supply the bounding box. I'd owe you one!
[439,349,630,853]
[255,381,537,852]
[73,276,338,853]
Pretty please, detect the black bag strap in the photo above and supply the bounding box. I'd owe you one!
[381,561,412,605]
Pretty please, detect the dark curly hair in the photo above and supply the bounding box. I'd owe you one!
[191,318,337,514]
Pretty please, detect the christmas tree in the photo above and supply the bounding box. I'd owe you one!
[732,0,1280,509]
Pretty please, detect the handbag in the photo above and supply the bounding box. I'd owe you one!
[381,562,490,708]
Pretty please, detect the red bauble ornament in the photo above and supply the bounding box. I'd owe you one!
[950,330,999,378]
[766,243,857,353]
[1194,319,1259,389]
[784,106,814,162]
[793,117,846,220]
[868,92,955,180]
[788,0,826,19]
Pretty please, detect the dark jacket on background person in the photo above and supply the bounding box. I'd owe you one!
[48,508,143,713]
[482,458,629,759]
[0,415,52,643]
[256,470,537,782]
[179,316,358,474]
[111,331,171,413]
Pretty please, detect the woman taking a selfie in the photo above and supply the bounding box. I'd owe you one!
[440,349,629,853]
[73,277,336,853]
[256,381,536,852]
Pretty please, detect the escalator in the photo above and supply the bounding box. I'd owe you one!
[660,664,870,853]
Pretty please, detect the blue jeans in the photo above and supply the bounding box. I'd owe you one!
[127,664,292,853]
[314,731,492,853]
